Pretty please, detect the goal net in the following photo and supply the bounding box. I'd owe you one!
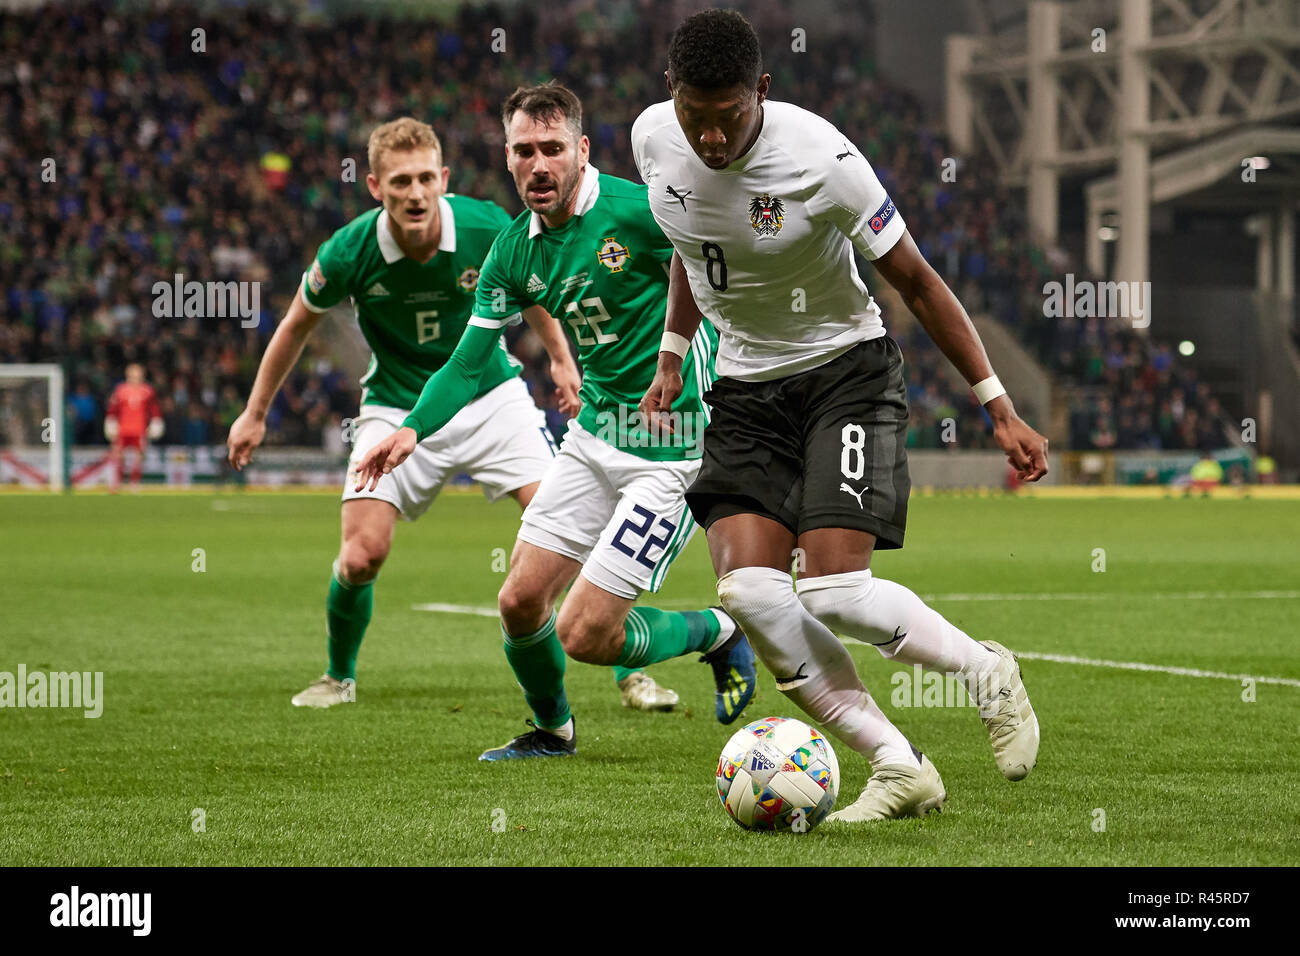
[0,364,66,490]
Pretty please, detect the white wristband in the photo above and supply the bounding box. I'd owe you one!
[972,375,1007,405]
[660,331,691,358]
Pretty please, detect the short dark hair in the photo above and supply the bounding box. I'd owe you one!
[501,81,583,140]
[668,9,762,91]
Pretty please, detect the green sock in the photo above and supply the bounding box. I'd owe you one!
[503,612,570,730]
[611,665,640,683]
[615,608,721,669]
[326,562,374,682]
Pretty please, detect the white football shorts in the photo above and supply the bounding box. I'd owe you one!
[518,419,700,599]
[342,376,556,520]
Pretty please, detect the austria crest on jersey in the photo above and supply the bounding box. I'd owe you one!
[748,194,785,238]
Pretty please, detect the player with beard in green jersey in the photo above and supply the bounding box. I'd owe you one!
[355,85,757,758]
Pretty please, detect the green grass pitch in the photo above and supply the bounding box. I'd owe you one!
[2,490,1297,866]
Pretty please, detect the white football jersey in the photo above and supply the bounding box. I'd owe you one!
[632,99,906,381]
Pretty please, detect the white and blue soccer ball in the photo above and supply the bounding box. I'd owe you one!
[716,716,839,832]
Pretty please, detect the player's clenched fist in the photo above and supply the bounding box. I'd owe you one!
[992,413,1049,482]
[227,410,267,470]
[638,357,684,432]
[353,426,419,492]
[551,358,582,418]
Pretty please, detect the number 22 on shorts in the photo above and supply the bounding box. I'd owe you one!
[611,504,677,570]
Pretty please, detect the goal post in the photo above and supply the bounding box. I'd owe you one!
[0,363,67,491]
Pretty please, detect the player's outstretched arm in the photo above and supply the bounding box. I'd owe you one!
[104,385,122,442]
[873,231,1049,481]
[351,426,418,493]
[639,251,704,429]
[522,304,581,417]
[146,389,164,441]
[401,321,500,439]
[227,289,325,469]
[353,321,503,491]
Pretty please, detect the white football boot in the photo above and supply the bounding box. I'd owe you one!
[827,753,947,823]
[976,641,1040,781]
[291,674,356,708]
[618,671,679,712]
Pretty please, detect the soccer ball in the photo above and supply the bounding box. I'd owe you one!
[716,716,839,832]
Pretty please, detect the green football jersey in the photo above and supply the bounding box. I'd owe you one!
[471,166,717,461]
[301,195,518,410]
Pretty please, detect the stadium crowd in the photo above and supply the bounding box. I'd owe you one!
[0,0,1231,455]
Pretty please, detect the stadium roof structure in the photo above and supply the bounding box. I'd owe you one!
[1084,124,1300,289]
[947,0,1300,290]
[950,0,1300,467]
[1084,126,1300,212]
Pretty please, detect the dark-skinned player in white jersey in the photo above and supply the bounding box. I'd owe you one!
[636,9,1048,822]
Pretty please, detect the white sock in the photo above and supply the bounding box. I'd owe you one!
[705,607,737,654]
[545,717,575,741]
[717,566,917,768]
[797,569,1000,701]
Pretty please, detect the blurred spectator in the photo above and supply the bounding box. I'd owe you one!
[67,380,100,443]
[1189,452,1224,494]
[183,403,211,447]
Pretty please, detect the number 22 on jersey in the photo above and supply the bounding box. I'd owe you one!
[564,296,619,347]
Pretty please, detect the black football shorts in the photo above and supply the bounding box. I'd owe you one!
[686,336,911,549]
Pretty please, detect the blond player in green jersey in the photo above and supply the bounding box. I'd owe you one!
[227,118,677,711]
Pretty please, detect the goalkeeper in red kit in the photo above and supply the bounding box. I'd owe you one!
[105,363,163,492]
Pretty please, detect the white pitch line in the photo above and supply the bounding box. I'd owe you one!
[210,498,286,513]
[1014,651,1300,688]
[921,590,1300,602]
[411,601,499,618]
[411,600,1300,688]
